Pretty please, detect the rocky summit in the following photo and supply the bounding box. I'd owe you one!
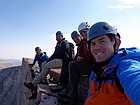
[0,58,89,105]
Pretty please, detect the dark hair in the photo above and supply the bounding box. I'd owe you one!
[107,34,116,42]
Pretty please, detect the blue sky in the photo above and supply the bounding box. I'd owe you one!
[0,0,140,60]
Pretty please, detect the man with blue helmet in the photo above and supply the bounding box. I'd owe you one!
[51,31,82,94]
[85,21,140,105]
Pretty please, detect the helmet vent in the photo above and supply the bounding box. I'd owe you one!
[103,25,109,30]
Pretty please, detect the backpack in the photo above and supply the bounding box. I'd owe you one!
[68,42,75,59]
[59,40,75,59]
[42,52,48,61]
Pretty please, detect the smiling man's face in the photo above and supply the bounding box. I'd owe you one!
[90,35,115,63]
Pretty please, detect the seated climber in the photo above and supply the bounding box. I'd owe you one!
[24,31,72,98]
[50,46,75,92]
[50,31,82,93]
[30,47,49,74]
[58,22,94,105]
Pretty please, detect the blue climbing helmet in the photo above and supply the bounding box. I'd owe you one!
[35,47,41,52]
[71,31,79,39]
[87,22,118,42]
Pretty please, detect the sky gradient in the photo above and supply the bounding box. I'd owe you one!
[0,0,140,60]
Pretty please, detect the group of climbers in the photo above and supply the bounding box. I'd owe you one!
[49,22,94,105]
[24,30,73,99]
[56,22,94,105]
[24,21,140,105]
[24,30,70,86]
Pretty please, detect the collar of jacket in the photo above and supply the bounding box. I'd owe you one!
[57,38,65,44]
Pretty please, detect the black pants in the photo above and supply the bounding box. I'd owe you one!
[59,58,73,87]
[68,61,93,99]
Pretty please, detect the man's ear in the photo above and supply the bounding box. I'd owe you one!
[115,37,121,51]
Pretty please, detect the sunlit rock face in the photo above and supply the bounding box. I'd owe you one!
[0,58,32,105]
[0,58,89,105]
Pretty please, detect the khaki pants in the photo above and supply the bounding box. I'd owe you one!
[32,59,63,86]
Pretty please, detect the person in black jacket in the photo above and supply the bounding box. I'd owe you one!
[24,31,70,93]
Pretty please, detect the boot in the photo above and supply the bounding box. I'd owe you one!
[29,90,37,100]
[24,82,37,90]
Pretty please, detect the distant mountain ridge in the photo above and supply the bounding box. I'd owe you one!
[0,58,22,69]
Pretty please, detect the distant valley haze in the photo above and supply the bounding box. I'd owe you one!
[0,58,22,69]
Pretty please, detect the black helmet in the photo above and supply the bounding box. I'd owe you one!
[35,47,41,52]
[56,31,63,35]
